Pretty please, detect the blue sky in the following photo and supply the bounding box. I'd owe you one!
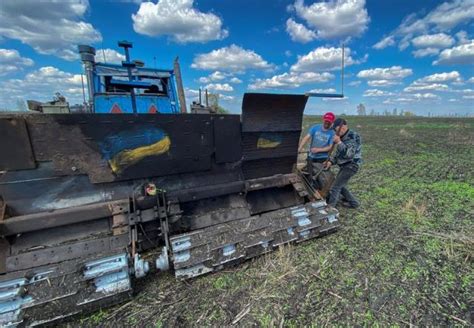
[0,0,473,116]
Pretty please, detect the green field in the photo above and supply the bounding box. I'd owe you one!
[78,116,473,327]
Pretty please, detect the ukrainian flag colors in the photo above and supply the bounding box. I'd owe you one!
[257,133,282,149]
[100,128,171,175]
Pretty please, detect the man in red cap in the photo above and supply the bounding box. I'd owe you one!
[298,112,336,189]
[298,112,336,162]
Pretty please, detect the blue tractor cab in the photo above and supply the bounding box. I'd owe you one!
[78,41,187,114]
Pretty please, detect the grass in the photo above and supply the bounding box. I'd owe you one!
[73,115,473,327]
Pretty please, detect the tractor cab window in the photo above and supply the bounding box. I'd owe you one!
[141,78,168,96]
[104,76,131,93]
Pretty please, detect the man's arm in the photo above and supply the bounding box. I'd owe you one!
[298,134,311,152]
[311,144,332,153]
[334,134,360,160]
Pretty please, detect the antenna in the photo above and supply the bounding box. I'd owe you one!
[102,45,107,63]
[341,43,345,97]
[305,43,345,99]
[80,73,87,109]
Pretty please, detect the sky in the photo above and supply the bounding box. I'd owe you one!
[0,0,473,116]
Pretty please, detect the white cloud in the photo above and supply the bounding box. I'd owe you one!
[229,77,242,84]
[394,97,413,102]
[185,87,235,106]
[286,18,316,43]
[367,80,401,87]
[199,71,228,83]
[219,94,235,101]
[248,71,334,90]
[393,92,441,103]
[0,48,34,76]
[132,0,228,43]
[205,83,233,92]
[393,93,440,103]
[308,88,337,93]
[468,77,474,83]
[417,71,461,83]
[95,49,126,64]
[426,0,474,30]
[199,72,242,84]
[290,46,362,72]
[185,87,200,98]
[0,0,102,61]
[373,0,474,52]
[291,0,370,39]
[433,40,474,65]
[373,36,395,49]
[401,71,462,94]
[323,96,349,102]
[0,66,85,109]
[363,89,395,97]
[184,87,200,106]
[348,81,361,86]
[455,30,470,44]
[463,95,474,99]
[411,33,455,48]
[209,71,227,81]
[357,66,413,81]
[404,83,449,92]
[191,45,273,72]
[412,48,441,58]
[412,93,439,99]
[410,33,456,58]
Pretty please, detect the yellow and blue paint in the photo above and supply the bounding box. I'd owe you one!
[257,133,282,149]
[100,128,171,174]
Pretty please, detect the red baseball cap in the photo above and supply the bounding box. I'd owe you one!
[323,112,335,123]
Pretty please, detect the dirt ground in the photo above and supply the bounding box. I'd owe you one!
[74,116,473,327]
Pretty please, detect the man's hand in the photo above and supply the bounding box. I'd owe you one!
[310,147,321,154]
[323,161,332,169]
[333,135,341,144]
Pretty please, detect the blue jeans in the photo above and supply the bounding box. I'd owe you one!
[328,163,360,208]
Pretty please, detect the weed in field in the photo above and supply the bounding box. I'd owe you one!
[87,309,107,325]
[212,275,233,290]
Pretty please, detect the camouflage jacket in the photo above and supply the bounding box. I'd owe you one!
[329,130,362,167]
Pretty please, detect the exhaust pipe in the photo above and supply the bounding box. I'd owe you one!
[78,45,96,113]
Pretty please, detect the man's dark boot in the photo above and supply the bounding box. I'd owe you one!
[340,200,360,209]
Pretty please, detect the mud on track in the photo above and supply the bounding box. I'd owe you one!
[71,116,473,327]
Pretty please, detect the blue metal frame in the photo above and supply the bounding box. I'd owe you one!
[90,42,180,114]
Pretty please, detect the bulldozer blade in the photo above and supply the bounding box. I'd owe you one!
[241,93,308,179]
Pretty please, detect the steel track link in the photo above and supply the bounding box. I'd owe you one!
[170,201,339,279]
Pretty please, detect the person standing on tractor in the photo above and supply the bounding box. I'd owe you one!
[298,112,336,189]
[324,118,362,209]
